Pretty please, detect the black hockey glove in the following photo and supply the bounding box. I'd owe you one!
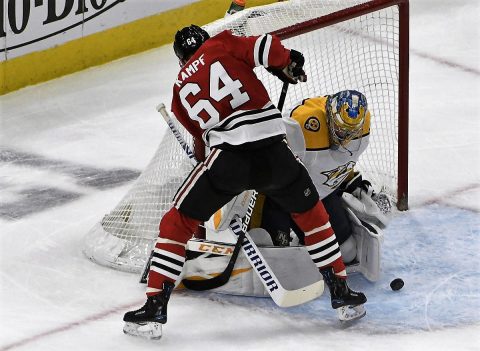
[342,172,373,195]
[267,49,307,84]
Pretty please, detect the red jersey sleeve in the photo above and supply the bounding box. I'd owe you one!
[216,31,291,70]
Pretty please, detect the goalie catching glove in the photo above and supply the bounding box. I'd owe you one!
[341,172,390,229]
[268,49,307,84]
[343,172,373,195]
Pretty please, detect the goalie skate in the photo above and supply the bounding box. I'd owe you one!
[123,321,163,340]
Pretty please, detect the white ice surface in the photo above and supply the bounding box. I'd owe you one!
[1,0,479,350]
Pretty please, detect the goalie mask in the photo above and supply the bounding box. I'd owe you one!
[173,25,210,67]
[327,90,367,147]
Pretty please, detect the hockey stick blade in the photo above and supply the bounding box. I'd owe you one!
[230,220,324,308]
[182,191,257,290]
[181,230,245,291]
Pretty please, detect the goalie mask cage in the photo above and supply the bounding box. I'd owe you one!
[83,0,409,273]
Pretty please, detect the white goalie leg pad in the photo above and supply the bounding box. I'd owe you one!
[183,229,322,299]
[247,228,274,246]
[339,235,357,264]
[185,249,270,296]
[205,190,253,235]
[344,207,383,282]
[184,233,270,297]
[342,190,389,229]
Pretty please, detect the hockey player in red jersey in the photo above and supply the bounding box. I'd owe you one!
[123,25,367,339]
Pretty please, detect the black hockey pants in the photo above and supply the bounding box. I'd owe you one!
[172,137,319,221]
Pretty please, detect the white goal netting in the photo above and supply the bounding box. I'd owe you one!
[83,0,407,273]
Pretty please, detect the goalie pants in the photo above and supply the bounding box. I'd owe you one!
[146,137,346,296]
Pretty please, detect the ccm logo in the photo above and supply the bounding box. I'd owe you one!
[198,243,233,256]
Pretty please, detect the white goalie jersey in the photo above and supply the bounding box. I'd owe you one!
[282,96,371,199]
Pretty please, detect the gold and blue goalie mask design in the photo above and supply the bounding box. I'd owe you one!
[327,90,367,146]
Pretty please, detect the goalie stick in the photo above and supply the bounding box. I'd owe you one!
[156,102,324,307]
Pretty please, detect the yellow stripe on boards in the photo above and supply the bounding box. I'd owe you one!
[0,0,275,95]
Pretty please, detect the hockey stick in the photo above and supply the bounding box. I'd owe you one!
[160,108,197,167]
[181,203,250,291]
[277,81,289,111]
[156,103,251,291]
[156,103,324,307]
[138,108,245,286]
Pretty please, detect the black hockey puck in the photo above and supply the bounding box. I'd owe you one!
[390,278,404,291]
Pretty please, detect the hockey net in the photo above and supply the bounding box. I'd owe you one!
[83,0,409,273]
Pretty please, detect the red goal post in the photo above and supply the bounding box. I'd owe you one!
[83,0,409,273]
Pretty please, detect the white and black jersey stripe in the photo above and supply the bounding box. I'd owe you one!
[253,34,273,68]
[204,103,286,147]
[150,248,185,281]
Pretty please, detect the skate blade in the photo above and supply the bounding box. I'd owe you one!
[337,304,366,322]
[123,322,162,340]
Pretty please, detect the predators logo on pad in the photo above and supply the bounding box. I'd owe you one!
[304,117,320,132]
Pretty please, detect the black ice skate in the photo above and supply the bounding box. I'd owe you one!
[123,281,175,339]
[320,267,367,322]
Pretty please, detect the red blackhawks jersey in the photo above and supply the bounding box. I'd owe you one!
[171,30,291,148]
